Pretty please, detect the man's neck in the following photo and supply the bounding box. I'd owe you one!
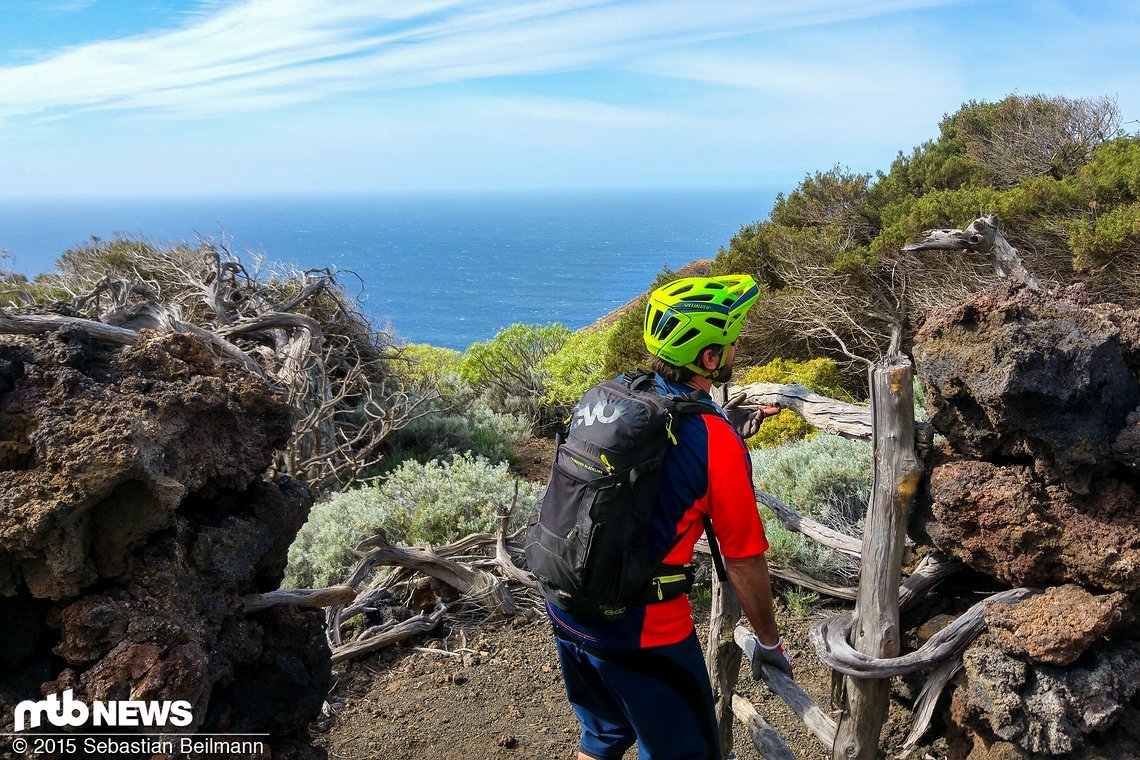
[685,376,713,393]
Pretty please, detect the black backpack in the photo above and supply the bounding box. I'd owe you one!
[524,370,725,621]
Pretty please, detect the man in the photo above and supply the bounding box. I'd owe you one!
[547,274,792,760]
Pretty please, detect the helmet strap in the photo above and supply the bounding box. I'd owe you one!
[709,344,733,386]
[686,344,729,382]
[684,362,712,378]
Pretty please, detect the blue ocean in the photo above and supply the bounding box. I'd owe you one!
[0,189,777,349]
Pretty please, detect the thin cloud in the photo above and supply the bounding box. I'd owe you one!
[0,0,966,122]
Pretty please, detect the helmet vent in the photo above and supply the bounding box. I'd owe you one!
[707,282,725,290]
[707,317,726,330]
[647,309,663,335]
[687,294,715,302]
[659,315,681,338]
[673,328,702,346]
[669,284,694,296]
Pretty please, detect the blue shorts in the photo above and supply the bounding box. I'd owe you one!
[554,629,720,760]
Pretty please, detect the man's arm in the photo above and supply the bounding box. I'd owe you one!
[724,552,794,677]
[723,553,779,646]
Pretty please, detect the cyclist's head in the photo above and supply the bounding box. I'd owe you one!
[643,274,759,377]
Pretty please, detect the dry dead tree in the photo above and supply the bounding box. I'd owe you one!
[322,488,542,662]
[754,489,862,558]
[810,587,1037,678]
[241,585,357,613]
[352,533,518,618]
[730,692,797,760]
[0,239,434,492]
[736,626,838,748]
[332,602,450,664]
[902,213,1043,291]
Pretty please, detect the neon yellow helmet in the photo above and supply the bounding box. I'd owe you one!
[643,274,760,375]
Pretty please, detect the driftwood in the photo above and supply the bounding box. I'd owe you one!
[730,694,797,760]
[330,602,449,663]
[735,626,838,748]
[241,585,357,612]
[810,587,1036,678]
[901,213,1043,290]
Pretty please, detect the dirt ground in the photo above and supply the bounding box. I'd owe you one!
[312,592,945,760]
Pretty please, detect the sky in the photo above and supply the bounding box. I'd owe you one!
[0,0,1137,199]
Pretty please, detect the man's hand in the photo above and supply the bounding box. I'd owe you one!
[751,637,793,679]
[723,395,780,439]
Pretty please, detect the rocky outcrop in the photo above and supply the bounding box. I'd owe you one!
[950,637,1140,759]
[984,585,1134,667]
[912,283,1140,758]
[0,329,329,755]
[913,284,1140,590]
[922,459,1140,592]
[914,283,1140,485]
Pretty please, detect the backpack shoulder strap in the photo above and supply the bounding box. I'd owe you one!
[672,390,715,417]
[701,514,728,583]
[623,369,658,392]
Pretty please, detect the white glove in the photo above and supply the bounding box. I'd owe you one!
[751,636,793,679]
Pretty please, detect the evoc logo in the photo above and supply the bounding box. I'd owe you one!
[573,400,620,427]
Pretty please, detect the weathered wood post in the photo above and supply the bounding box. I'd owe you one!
[831,353,923,759]
[706,573,743,755]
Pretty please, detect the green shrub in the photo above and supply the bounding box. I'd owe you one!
[752,433,872,528]
[747,410,816,449]
[781,588,821,619]
[540,324,616,406]
[459,323,570,401]
[399,343,463,395]
[384,399,534,467]
[738,357,855,401]
[285,453,540,588]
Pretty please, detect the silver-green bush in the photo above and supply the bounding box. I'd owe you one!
[284,453,541,588]
[387,398,534,465]
[752,433,873,583]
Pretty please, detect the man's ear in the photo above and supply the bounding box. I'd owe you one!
[697,346,720,372]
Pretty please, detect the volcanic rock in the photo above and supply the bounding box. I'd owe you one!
[984,584,1134,666]
[920,458,1140,591]
[0,329,328,755]
[914,283,1140,483]
[952,636,1140,758]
